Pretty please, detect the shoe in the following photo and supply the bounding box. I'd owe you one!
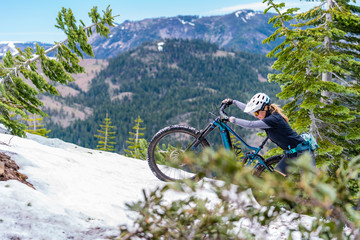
[274,169,287,177]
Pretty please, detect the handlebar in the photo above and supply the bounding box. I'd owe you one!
[219,103,229,121]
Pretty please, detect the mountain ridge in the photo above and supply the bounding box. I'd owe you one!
[1,10,278,59]
[88,9,279,58]
[0,41,53,57]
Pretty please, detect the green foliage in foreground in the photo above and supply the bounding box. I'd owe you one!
[116,149,360,240]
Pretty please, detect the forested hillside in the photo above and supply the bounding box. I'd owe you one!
[46,39,280,152]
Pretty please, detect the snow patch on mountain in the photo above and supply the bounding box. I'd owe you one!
[157,41,164,51]
[0,41,53,58]
[246,11,256,19]
[235,10,259,22]
[178,18,195,26]
[235,10,247,17]
[0,41,20,57]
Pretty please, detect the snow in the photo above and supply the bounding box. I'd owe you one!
[246,12,256,20]
[234,10,258,22]
[0,129,220,239]
[0,127,316,239]
[157,41,164,51]
[178,18,195,26]
[0,41,20,57]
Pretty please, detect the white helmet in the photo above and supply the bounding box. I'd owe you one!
[244,93,271,113]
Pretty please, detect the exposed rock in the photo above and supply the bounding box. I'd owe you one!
[0,152,34,189]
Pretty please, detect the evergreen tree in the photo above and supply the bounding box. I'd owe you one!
[25,114,51,137]
[94,113,116,152]
[125,116,147,160]
[263,0,360,163]
[0,6,116,137]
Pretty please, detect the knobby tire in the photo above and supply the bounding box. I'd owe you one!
[147,125,210,181]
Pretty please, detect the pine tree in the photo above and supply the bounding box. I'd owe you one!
[0,6,116,137]
[263,0,360,163]
[25,114,51,137]
[125,116,147,160]
[94,113,116,152]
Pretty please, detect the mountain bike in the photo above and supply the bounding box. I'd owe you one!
[147,103,283,181]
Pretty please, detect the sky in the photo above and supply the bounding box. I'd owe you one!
[0,0,325,43]
[0,125,313,239]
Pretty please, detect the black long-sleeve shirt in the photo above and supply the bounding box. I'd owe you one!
[231,100,304,150]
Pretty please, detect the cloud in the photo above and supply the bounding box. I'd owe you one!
[209,2,267,14]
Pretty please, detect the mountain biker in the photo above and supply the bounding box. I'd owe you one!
[222,93,316,176]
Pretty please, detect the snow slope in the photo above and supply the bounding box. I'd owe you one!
[0,129,219,239]
[0,128,316,240]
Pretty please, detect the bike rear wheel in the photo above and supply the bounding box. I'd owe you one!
[147,125,210,181]
[253,154,283,177]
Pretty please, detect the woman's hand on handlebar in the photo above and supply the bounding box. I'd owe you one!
[221,115,235,123]
[222,98,233,106]
[220,100,236,123]
[220,101,231,121]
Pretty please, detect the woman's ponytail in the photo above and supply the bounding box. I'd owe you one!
[265,104,289,122]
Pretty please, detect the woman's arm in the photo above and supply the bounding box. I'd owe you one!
[233,100,246,111]
[233,100,256,117]
[230,117,271,129]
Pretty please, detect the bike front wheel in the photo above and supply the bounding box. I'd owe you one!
[147,125,210,181]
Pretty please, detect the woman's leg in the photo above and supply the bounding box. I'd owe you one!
[275,150,316,176]
[311,151,316,166]
[274,154,290,176]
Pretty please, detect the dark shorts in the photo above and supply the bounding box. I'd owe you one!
[275,149,316,174]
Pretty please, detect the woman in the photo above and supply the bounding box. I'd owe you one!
[222,93,315,176]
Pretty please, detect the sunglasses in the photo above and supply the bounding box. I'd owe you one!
[254,110,260,117]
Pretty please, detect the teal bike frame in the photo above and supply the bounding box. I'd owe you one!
[191,104,274,172]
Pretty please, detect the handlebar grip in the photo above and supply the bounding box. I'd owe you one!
[219,103,229,120]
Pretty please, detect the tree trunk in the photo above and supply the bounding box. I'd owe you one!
[322,0,334,94]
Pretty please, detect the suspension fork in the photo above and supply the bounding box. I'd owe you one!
[187,122,216,150]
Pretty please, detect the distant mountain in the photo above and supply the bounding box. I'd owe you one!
[46,39,280,152]
[89,10,279,58]
[1,10,278,59]
[0,41,53,57]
